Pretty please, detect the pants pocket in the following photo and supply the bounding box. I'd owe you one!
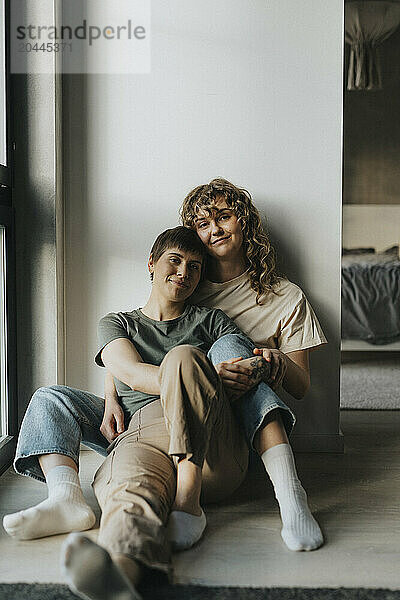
[92,449,115,507]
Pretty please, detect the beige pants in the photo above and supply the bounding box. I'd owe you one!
[92,345,249,575]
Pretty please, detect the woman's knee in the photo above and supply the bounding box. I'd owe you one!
[28,386,60,413]
[207,334,254,365]
[160,345,219,395]
[29,385,73,413]
[96,443,176,517]
[161,345,205,370]
[24,386,89,433]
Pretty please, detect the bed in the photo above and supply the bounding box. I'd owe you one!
[341,205,400,351]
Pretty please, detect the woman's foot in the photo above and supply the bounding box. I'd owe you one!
[61,533,141,600]
[262,443,323,551]
[168,458,206,550]
[167,508,207,551]
[3,466,95,540]
[278,485,323,551]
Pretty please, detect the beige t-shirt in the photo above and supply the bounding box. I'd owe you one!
[191,272,327,354]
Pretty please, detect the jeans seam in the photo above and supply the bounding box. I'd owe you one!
[77,413,102,427]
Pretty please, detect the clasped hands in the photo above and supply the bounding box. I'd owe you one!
[214,348,288,400]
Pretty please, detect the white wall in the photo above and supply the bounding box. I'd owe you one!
[64,1,343,450]
[13,0,62,417]
[343,205,400,252]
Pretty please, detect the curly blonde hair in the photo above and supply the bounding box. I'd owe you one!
[180,178,282,303]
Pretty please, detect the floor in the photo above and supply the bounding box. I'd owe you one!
[0,410,399,589]
[341,351,400,409]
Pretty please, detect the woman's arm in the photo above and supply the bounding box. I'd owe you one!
[283,349,310,399]
[100,372,125,442]
[104,370,120,404]
[253,347,310,400]
[101,338,160,395]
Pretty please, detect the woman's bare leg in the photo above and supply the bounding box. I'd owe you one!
[39,453,78,476]
[172,458,202,516]
[253,409,289,453]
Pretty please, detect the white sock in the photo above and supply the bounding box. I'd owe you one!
[166,509,206,551]
[261,443,323,551]
[3,465,96,540]
[61,533,141,600]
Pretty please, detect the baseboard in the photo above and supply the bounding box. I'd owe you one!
[290,432,344,453]
[342,339,400,351]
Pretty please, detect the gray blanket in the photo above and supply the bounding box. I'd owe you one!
[341,258,400,345]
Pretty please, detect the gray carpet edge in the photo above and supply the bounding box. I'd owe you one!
[1,584,400,600]
[340,360,400,410]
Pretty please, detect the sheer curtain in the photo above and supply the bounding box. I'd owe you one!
[345,1,400,90]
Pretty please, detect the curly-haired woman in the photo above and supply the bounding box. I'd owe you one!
[177,178,327,551]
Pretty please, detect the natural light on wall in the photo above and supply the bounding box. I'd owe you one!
[0,226,7,439]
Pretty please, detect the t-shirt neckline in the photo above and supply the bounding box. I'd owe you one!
[136,304,191,325]
[205,269,249,289]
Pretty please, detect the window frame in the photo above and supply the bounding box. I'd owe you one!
[0,0,10,176]
[0,0,17,475]
[0,203,17,475]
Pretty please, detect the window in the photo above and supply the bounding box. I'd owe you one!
[0,0,16,474]
[0,201,16,473]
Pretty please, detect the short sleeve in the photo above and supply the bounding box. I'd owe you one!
[211,309,254,345]
[95,312,131,367]
[278,295,328,354]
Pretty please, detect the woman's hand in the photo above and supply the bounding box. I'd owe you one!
[214,356,253,400]
[253,347,288,390]
[101,371,125,442]
[100,401,125,443]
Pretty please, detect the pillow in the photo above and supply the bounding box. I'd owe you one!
[342,247,375,256]
[382,245,399,257]
[342,246,399,267]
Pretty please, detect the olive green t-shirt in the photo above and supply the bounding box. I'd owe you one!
[95,304,249,419]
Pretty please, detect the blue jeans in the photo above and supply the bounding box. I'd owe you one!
[207,334,295,449]
[14,334,295,482]
[15,386,109,482]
